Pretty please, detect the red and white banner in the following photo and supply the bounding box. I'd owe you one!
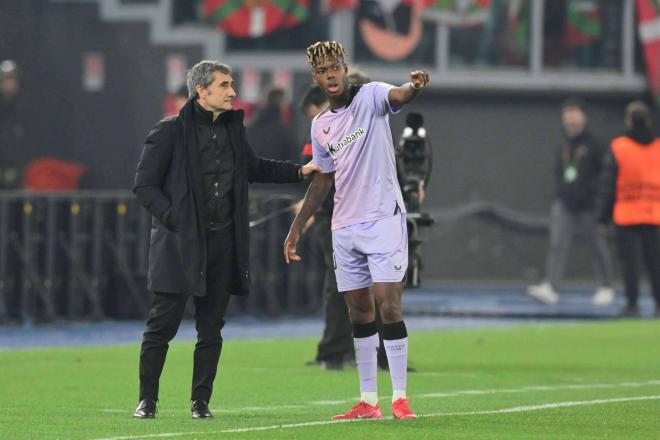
[165,54,187,94]
[205,0,310,38]
[272,69,292,98]
[241,68,262,103]
[637,0,660,104]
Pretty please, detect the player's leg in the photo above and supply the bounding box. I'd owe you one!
[371,281,406,396]
[371,282,415,419]
[331,224,382,420]
[367,214,416,419]
[314,216,353,369]
[344,287,379,403]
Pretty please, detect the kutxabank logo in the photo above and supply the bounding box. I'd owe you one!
[327,128,366,156]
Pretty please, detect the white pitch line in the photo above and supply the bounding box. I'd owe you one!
[308,399,348,406]
[92,394,660,440]
[418,394,660,418]
[100,379,660,414]
[418,379,660,399]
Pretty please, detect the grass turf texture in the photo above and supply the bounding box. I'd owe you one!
[0,320,658,439]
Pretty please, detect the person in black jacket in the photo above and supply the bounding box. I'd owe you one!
[132,60,321,419]
[247,86,297,161]
[528,98,614,305]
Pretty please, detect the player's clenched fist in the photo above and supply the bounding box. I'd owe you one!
[410,70,429,90]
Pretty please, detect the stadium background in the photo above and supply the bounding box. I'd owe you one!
[0,0,658,320]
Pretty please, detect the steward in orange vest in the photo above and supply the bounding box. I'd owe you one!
[611,135,660,224]
[597,101,660,317]
[598,107,660,226]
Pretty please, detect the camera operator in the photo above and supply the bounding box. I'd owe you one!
[397,112,431,212]
[396,112,433,287]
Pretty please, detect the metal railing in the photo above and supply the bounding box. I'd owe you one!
[0,190,324,325]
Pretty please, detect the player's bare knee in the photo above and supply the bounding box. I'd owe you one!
[379,301,402,323]
[347,300,375,323]
[348,306,374,323]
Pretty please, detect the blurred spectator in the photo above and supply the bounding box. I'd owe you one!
[543,0,622,70]
[346,67,370,85]
[246,86,296,161]
[297,84,355,370]
[597,101,660,318]
[162,84,190,117]
[448,0,531,68]
[301,84,326,119]
[528,98,614,305]
[562,0,603,67]
[0,59,26,188]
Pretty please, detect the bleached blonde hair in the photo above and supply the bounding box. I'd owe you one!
[306,41,346,69]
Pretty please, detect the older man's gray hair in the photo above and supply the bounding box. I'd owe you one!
[186,60,232,98]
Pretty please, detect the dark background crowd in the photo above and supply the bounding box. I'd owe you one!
[1,0,659,325]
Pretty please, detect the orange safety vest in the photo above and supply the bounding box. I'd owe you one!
[611,135,660,226]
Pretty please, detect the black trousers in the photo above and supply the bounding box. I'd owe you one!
[138,231,234,402]
[616,225,660,307]
[314,216,354,362]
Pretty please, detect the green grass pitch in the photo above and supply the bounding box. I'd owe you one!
[1,320,659,439]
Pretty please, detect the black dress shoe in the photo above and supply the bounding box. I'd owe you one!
[320,359,344,370]
[133,399,157,419]
[191,400,213,419]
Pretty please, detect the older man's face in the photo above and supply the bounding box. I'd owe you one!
[197,72,236,114]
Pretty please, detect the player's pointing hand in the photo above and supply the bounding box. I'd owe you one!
[410,70,429,90]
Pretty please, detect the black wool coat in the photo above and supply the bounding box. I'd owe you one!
[134,99,301,297]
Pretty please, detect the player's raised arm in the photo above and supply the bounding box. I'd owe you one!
[388,70,430,107]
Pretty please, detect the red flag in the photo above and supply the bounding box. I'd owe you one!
[637,0,660,104]
[323,0,358,12]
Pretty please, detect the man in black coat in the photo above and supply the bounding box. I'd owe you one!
[132,60,320,419]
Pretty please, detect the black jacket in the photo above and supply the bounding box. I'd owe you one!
[134,99,301,297]
[554,130,605,212]
[596,127,656,224]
